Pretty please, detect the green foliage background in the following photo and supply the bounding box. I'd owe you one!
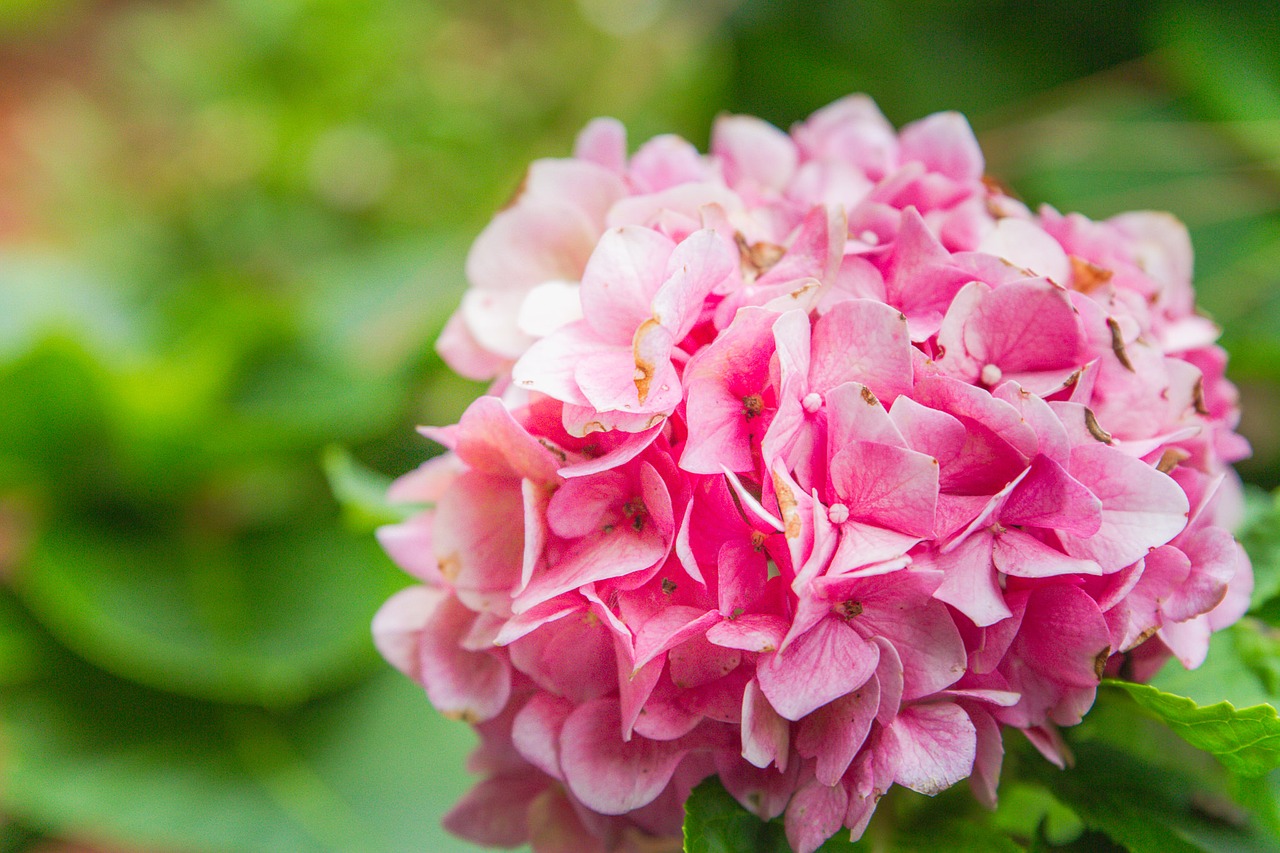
[0,1,1277,851]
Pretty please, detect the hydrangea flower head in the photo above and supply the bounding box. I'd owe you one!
[375,95,1251,853]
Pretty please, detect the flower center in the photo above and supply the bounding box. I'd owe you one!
[802,392,823,414]
[980,363,1003,386]
[742,393,765,420]
[827,503,850,524]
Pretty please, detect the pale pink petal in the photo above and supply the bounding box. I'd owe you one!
[579,226,676,342]
[573,117,627,174]
[712,113,798,193]
[898,111,984,181]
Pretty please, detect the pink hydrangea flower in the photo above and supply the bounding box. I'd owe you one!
[377,94,1251,853]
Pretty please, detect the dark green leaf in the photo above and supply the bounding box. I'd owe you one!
[682,777,789,853]
[1107,680,1280,778]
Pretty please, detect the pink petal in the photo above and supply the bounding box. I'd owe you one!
[993,528,1103,578]
[513,693,576,779]
[785,778,850,853]
[1060,444,1190,571]
[796,675,881,785]
[757,617,880,721]
[898,111,983,181]
[560,699,690,815]
[828,441,939,538]
[883,702,977,796]
[706,613,788,653]
[928,533,1010,627]
[443,771,547,847]
[653,228,737,340]
[418,594,513,722]
[579,226,676,342]
[716,753,800,821]
[741,678,790,770]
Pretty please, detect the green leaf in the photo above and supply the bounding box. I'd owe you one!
[1239,489,1280,613]
[0,592,41,687]
[15,520,401,706]
[323,445,420,531]
[682,777,790,853]
[0,631,488,853]
[1106,680,1280,778]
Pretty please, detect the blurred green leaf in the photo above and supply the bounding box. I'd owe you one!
[0,637,485,853]
[1027,741,1221,853]
[0,593,41,687]
[1106,680,1280,778]
[14,521,399,706]
[992,783,1084,847]
[323,445,419,532]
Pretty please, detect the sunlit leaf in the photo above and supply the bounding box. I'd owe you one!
[1106,680,1280,778]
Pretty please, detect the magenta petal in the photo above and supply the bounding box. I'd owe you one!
[560,699,689,815]
[993,528,1103,579]
[1000,454,1101,536]
[757,617,880,721]
[883,702,977,796]
[828,441,939,537]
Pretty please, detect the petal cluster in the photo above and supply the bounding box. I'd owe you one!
[378,95,1251,853]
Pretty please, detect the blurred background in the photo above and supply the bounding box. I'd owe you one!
[0,1,1277,851]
